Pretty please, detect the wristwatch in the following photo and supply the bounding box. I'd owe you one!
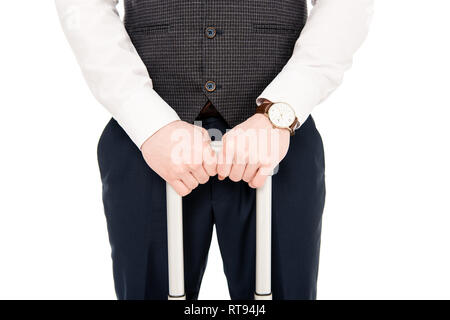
[256,99,300,135]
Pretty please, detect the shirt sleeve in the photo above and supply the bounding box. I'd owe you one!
[55,0,180,148]
[256,0,374,126]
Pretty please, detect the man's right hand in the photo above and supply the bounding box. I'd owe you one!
[141,120,218,196]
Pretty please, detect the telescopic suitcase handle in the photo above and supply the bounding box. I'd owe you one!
[166,142,272,300]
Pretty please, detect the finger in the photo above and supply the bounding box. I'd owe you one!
[229,163,246,182]
[249,167,271,189]
[242,163,259,183]
[201,127,211,142]
[230,137,249,182]
[181,172,199,190]
[202,142,218,176]
[171,179,191,197]
[217,136,235,180]
[190,165,210,184]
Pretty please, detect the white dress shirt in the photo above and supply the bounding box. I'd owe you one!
[55,0,374,148]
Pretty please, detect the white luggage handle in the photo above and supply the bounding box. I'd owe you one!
[166,142,272,300]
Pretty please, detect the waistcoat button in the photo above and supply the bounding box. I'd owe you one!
[205,81,216,92]
[205,27,217,39]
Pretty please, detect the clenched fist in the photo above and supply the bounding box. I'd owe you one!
[217,114,290,188]
[141,120,217,196]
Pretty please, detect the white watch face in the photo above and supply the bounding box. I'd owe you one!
[268,103,296,128]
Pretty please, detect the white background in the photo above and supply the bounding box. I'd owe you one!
[0,0,449,300]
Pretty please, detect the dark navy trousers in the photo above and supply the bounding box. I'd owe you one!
[97,116,325,300]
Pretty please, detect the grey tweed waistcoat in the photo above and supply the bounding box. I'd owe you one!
[124,1,308,127]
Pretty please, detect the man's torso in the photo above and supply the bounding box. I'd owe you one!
[123,0,308,127]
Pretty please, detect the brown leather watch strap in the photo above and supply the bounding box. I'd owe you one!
[288,117,299,135]
[256,99,273,115]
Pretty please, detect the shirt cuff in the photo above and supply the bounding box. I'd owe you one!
[256,68,324,129]
[113,85,181,149]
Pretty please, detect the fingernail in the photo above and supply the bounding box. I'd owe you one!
[218,175,224,180]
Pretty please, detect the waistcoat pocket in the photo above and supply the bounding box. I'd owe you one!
[252,23,299,35]
[126,23,173,37]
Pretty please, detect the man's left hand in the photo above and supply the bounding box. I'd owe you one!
[217,113,290,188]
